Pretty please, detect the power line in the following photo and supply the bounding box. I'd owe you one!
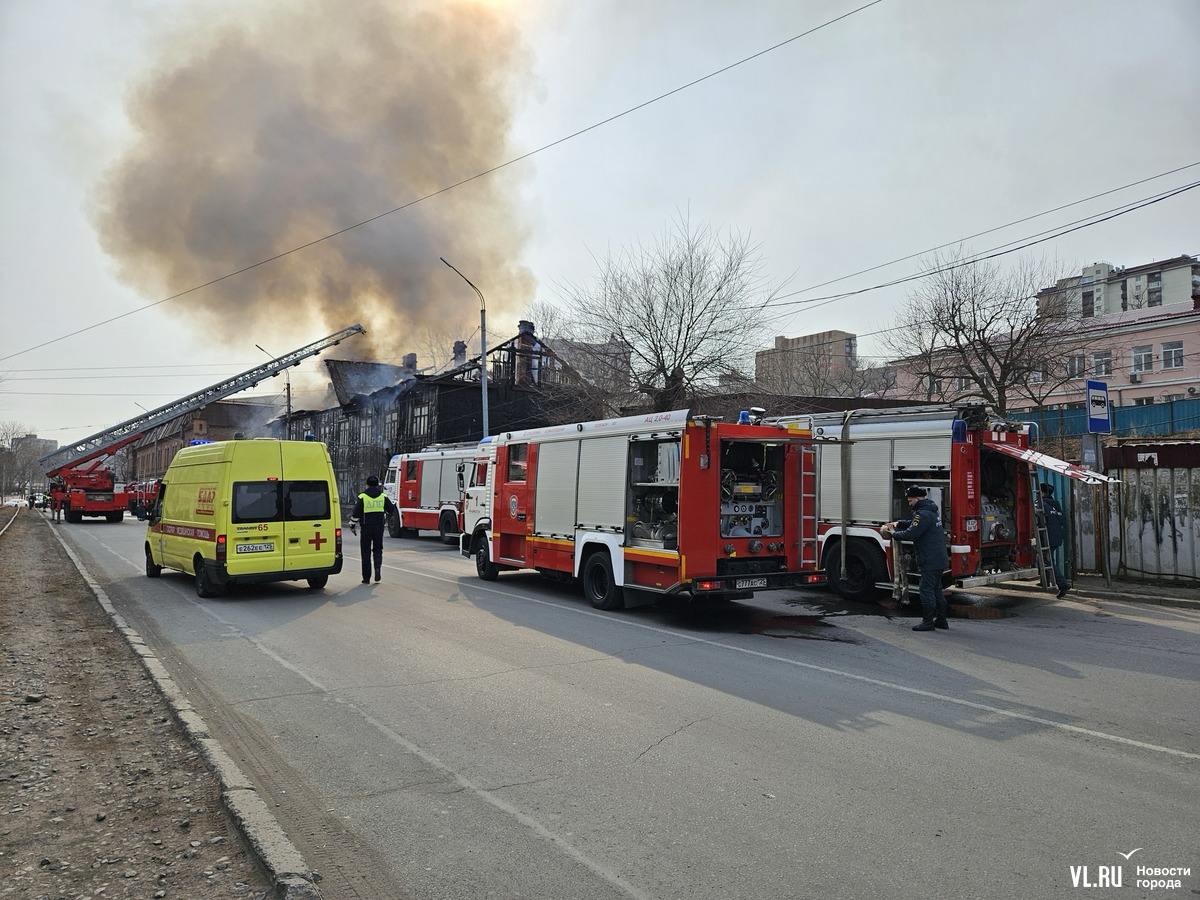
[0,0,887,367]
[765,158,1200,308]
[761,178,1200,315]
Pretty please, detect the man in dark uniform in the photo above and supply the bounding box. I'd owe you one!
[1040,482,1070,598]
[350,475,397,585]
[883,486,950,632]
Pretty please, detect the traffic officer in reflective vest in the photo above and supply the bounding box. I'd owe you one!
[882,486,950,632]
[350,475,397,585]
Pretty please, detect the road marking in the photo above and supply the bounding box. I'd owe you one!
[348,554,1200,763]
[66,528,654,900]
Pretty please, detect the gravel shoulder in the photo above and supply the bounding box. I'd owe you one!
[0,510,272,899]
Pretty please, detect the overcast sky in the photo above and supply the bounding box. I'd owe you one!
[1,0,1197,447]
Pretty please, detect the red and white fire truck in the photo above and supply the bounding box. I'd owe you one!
[384,444,478,541]
[772,404,1115,600]
[458,409,825,608]
[49,463,128,524]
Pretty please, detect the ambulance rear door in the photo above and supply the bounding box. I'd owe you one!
[281,444,338,573]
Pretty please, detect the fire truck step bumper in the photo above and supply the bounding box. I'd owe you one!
[692,571,826,595]
[955,568,1040,588]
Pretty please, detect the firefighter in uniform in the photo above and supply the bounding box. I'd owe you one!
[1040,482,1070,598]
[350,475,397,585]
[882,486,950,632]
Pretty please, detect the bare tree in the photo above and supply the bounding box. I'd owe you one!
[885,252,1089,415]
[563,216,774,411]
[0,421,29,498]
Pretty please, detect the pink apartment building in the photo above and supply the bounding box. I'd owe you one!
[889,254,1200,411]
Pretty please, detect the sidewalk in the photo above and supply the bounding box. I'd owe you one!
[0,509,272,899]
[1066,573,1200,611]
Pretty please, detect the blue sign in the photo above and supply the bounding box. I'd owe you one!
[1086,380,1110,434]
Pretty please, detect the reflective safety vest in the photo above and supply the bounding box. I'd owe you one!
[359,492,386,514]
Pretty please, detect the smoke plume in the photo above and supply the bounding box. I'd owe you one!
[94,0,535,362]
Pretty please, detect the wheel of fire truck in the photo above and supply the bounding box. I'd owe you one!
[387,510,401,538]
[306,575,329,590]
[105,511,123,523]
[438,511,457,545]
[144,545,161,579]
[582,550,624,611]
[823,540,886,602]
[475,539,499,581]
[193,555,224,599]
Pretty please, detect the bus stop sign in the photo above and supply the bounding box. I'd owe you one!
[1087,379,1110,434]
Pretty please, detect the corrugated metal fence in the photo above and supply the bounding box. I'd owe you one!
[1039,443,1200,582]
[1023,397,1200,438]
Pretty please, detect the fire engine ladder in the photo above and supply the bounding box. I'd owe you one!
[798,444,819,569]
[1028,466,1057,590]
[38,324,366,476]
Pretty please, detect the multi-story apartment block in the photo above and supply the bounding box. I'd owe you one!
[755,330,858,393]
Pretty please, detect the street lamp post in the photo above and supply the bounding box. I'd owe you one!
[256,343,293,440]
[440,257,489,439]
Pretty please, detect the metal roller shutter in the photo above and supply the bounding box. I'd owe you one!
[892,436,951,469]
[419,460,442,508]
[819,440,894,522]
[534,440,579,536]
[576,435,628,531]
[438,457,458,504]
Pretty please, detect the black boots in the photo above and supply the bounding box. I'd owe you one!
[913,620,936,632]
[935,617,949,630]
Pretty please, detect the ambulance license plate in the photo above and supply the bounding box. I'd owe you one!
[236,542,275,554]
[735,577,768,589]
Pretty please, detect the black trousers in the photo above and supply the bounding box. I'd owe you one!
[360,525,384,580]
[918,569,948,622]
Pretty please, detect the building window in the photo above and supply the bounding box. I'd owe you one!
[1164,394,1184,402]
[1147,272,1162,307]
[1082,290,1094,318]
[1162,341,1183,369]
[1065,354,1085,378]
[410,400,430,440]
[1092,351,1112,376]
[1029,369,1044,384]
[1133,397,1154,406]
[954,375,970,391]
[1132,345,1153,373]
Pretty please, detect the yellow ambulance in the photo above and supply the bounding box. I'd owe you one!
[145,439,343,597]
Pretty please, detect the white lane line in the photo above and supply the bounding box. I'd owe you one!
[357,555,1200,763]
[65,528,654,900]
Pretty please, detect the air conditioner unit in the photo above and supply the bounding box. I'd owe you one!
[1189,386,1198,395]
[1129,373,1142,383]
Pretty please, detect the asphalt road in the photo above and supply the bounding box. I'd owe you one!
[49,515,1200,900]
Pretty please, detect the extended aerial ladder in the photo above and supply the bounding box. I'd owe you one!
[39,325,365,520]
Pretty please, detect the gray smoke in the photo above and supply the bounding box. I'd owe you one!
[93,0,535,359]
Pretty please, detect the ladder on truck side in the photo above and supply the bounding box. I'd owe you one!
[1028,467,1057,589]
[798,444,819,571]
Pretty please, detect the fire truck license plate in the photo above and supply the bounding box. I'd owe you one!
[735,577,768,589]
[236,543,274,554]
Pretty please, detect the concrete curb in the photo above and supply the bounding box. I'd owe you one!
[44,517,323,900]
[994,578,1200,612]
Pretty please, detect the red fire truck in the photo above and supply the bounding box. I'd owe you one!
[126,481,161,520]
[459,409,824,609]
[49,462,127,524]
[384,444,478,541]
[772,405,1115,600]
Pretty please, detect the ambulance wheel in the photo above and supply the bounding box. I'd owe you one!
[583,551,624,611]
[144,545,161,578]
[825,541,884,602]
[306,575,329,590]
[387,511,401,538]
[438,512,457,544]
[194,557,223,598]
[475,540,499,581]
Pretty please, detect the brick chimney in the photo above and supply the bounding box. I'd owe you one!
[402,352,417,373]
[452,340,467,368]
[516,320,536,385]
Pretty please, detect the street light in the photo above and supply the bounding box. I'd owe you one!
[256,343,293,440]
[440,257,489,439]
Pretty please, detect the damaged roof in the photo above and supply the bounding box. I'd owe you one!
[324,359,414,406]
